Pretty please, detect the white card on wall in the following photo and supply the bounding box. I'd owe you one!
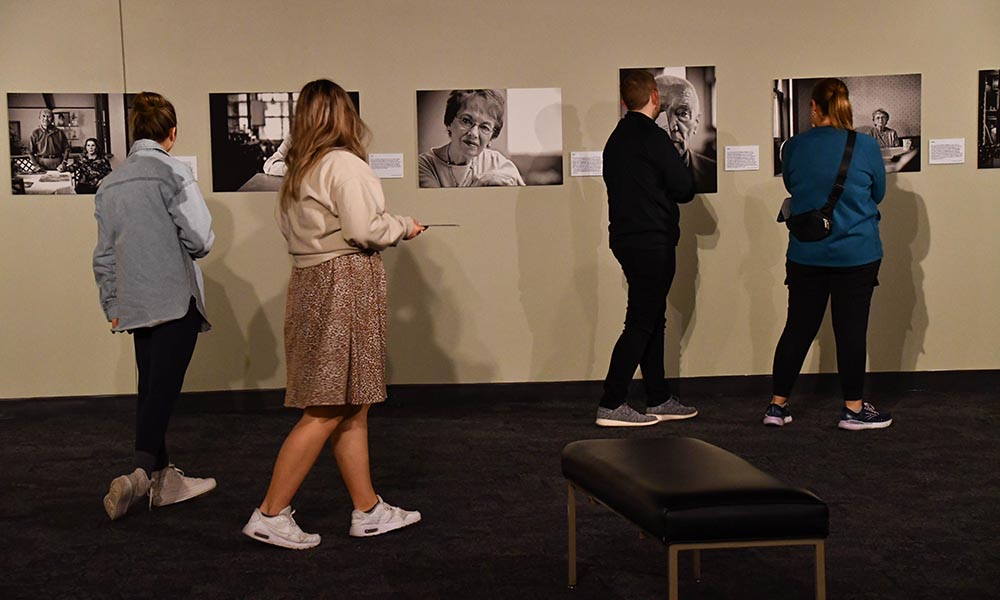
[724,146,759,171]
[570,151,602,177]
[928,139,965,165]
[369,154,404,179]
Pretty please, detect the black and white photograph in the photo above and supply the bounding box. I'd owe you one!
[209,91,359,192]
[978,69,999,169]
[416,87,562,188]
[619,66,718,194]
[8,93,128,195]
[773,73,922,175]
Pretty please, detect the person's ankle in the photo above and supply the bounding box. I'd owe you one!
[844,400,863,413]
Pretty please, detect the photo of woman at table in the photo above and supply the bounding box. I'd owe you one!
[70,138,113,194]
[417,89,525,188]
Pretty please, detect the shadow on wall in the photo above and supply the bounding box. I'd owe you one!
[741,171,789,374]
[665,195,718,394]
[185,201,280,391]
[385,244,491,385]
[867,177,929,382]
[809,175,928,390]
[515,103,605,380]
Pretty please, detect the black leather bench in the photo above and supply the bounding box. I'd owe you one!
[561,437,829,599]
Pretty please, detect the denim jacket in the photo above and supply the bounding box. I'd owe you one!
[93,139,214,332]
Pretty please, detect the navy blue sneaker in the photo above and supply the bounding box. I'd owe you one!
[762,403,792,427]
[838,402,892,430]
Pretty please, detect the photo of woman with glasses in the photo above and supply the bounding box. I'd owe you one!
[417,89,525,188]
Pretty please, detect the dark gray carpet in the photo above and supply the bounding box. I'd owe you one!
[1,382,997,599]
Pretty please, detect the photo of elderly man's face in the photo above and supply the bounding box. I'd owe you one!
[38,109,53,129]
[656,76,701,154]
[619,66,718,194]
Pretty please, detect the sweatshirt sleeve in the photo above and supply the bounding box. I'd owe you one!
[335,174,413,251]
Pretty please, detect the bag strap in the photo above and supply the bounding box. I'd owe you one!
[820,130,857,213]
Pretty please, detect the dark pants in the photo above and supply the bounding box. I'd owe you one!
[600,245,676,409]
[772,259,881,401]
[132,298,202,475]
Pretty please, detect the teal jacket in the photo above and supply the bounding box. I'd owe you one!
[93,140,214,332]
[782,126,885,267]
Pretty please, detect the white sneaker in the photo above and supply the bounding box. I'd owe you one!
[104,468,151,520]
[349,495,421,537]
[150,465,216,507]
[242,507,321,550]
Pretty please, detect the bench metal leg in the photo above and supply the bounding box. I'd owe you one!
[815,540,826,600]
[668,545,680,600]
[567,483,577,588]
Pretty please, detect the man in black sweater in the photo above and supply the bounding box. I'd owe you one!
[596,70,698,427]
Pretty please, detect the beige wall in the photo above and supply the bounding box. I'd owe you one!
[2,0,997,399]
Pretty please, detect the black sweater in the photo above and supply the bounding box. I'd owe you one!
[603,111,695,248]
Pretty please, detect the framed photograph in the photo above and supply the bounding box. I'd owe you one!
[7,93,126,195]
[416,87,563,188]
[773,73,922,175]
[619,66,718,194]
[978,69,999,169]
[208,91,359,192]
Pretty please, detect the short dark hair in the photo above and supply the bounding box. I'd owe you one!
[83,137,104,156]
[620,70,656,111]
[443,90,505,139]
[129,91,177,142]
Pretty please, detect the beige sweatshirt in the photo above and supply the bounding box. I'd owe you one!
[276,150,414,268]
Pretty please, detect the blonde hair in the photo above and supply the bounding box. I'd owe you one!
[279,79,369,211]
[811,78,854,130]
[130,92,177,142]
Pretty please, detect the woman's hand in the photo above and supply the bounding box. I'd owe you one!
[473,170,520,187]
[111,318,119,330]
[406,219,426,240]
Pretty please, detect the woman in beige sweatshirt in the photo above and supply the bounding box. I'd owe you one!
[243,79,424,549]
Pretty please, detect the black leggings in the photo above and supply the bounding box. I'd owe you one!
[772,259,880,401]
[600,245,676,409]
[132,298,203,475]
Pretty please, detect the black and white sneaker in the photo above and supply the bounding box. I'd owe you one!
[763,403,793,427]
[838,402,892,431]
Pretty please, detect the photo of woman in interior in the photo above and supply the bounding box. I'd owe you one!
[71,137,114,194]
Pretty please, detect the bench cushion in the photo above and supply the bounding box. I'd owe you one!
[562,437,828,544]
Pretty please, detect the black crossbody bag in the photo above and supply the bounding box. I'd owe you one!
[777,130,857,242]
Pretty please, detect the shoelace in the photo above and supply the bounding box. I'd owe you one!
[861,402,879,416]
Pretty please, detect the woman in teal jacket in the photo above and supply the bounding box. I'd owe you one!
[764,78,892,431]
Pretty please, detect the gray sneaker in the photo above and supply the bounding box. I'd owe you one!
[103,468,151,521]
[646,396,698,421]
[595,403,659,427]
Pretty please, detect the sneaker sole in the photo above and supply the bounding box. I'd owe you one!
[152,479,217,507]
[104,475,134,521]
[763,415,793,427]
[595,418,658,427]
[648,411,698,422]
[838,419,892,431]
[242,522,321,550]
[349,514,422,538]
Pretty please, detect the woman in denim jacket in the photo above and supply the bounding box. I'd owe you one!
[93,92,217,520]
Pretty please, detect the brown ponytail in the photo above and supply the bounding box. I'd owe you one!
[129,91,177,143]
[811,78,854,130]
